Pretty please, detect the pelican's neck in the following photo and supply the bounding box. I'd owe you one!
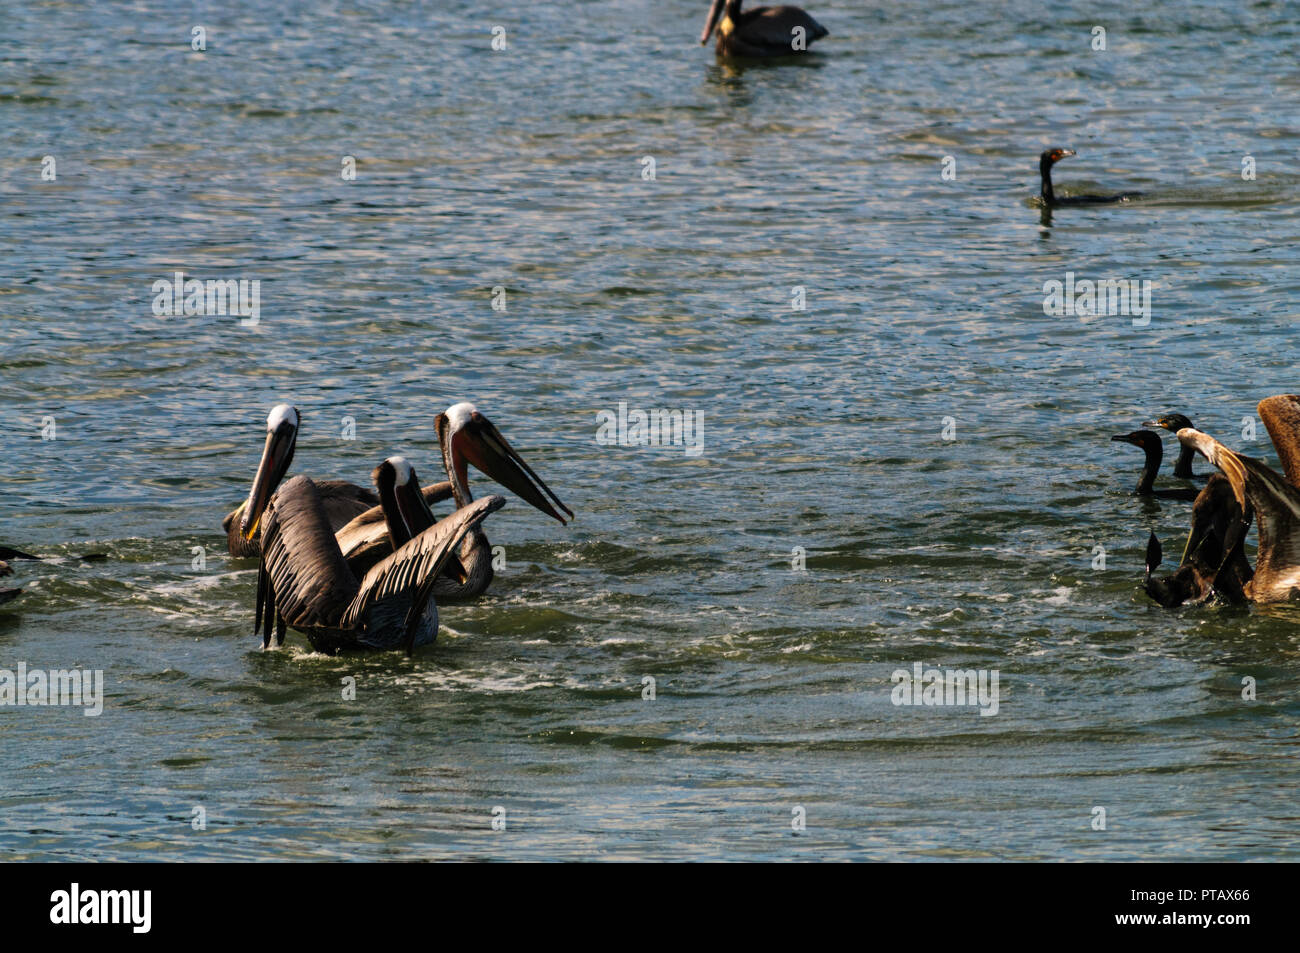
[441,430,474,510]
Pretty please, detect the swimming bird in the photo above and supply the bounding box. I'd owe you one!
[0,546,41,606]
[224,405,378,558]
[1111,430,1200,500]
[1142,413,1204,479]
[1039,149,1141,207]
[1178,398,1300,602]
[699,0,828,58]
[337,402,572,599]
[255,462,506,654]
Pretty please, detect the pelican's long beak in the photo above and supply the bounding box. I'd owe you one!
[438,409,574,524]
[701,0,724,44]
[239,420,298,541]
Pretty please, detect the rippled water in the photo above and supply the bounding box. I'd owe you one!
[1,1,1298,860]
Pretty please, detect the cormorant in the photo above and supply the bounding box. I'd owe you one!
[1040,148,1141,207]
[1111,430,1200,500]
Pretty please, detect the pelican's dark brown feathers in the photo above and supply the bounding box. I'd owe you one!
[225,480,377,559]
[256,475,504,652]
[260,476,360,632]
[1144,474,1252,607]
[1257,395,1300,488]
[334,480,455,577]
[1180,417,1300,603]
[702,1,828,58]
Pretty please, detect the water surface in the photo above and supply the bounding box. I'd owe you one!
[1,0,1298,860]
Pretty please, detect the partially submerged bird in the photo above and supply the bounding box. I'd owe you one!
[1143,413,1204,479]
[1143,475,1252,607]
[0,546,41,606]
[1039,148,1141,207]
[256,461,506,655]
[337,402,572,599]
[224,405,377,558]
[699,0,828,58]
[1176,397,1300,603]
[1111,430,1200,501]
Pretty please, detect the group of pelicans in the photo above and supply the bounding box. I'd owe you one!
[1113,396,1300,608]
[223,402,572,654]
[1,401,573,655]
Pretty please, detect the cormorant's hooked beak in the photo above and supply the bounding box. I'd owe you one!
[1057,149,1076,161]
[239,415,299,541]
[1111,432,1140,446]
[436,408,574,525]
[701,0,725,44]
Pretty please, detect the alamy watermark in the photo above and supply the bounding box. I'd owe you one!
[891,662,999,716]
[596,401,704,457]
[152,271,260,326]
[0,663,103,716]
[1043,272,1151,327]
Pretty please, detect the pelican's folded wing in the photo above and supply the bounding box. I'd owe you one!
[260,475,359,631]
[340,495,505,629]
[313,480,381,533]
[742,7,829,47]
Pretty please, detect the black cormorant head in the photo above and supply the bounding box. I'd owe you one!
[1143,413,1194,433]
[1111,430,1161,451]
[1040,147,1075,170]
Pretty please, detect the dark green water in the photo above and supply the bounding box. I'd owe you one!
[1,1,1298,860]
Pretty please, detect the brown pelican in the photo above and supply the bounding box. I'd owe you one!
[1177,399,1300,603]
[1142,413,1204,480]
[1110,430,1199,500]
[337,402,572,599]
[223,405,378,558]
[1039,149,1141,207]
[256,458,506,654]
[699,0,828,58]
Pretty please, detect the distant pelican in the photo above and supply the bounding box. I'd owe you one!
[224,405,377,557]
[337,402,572,599]
[699,0,828,58]
[255,459,505,654]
